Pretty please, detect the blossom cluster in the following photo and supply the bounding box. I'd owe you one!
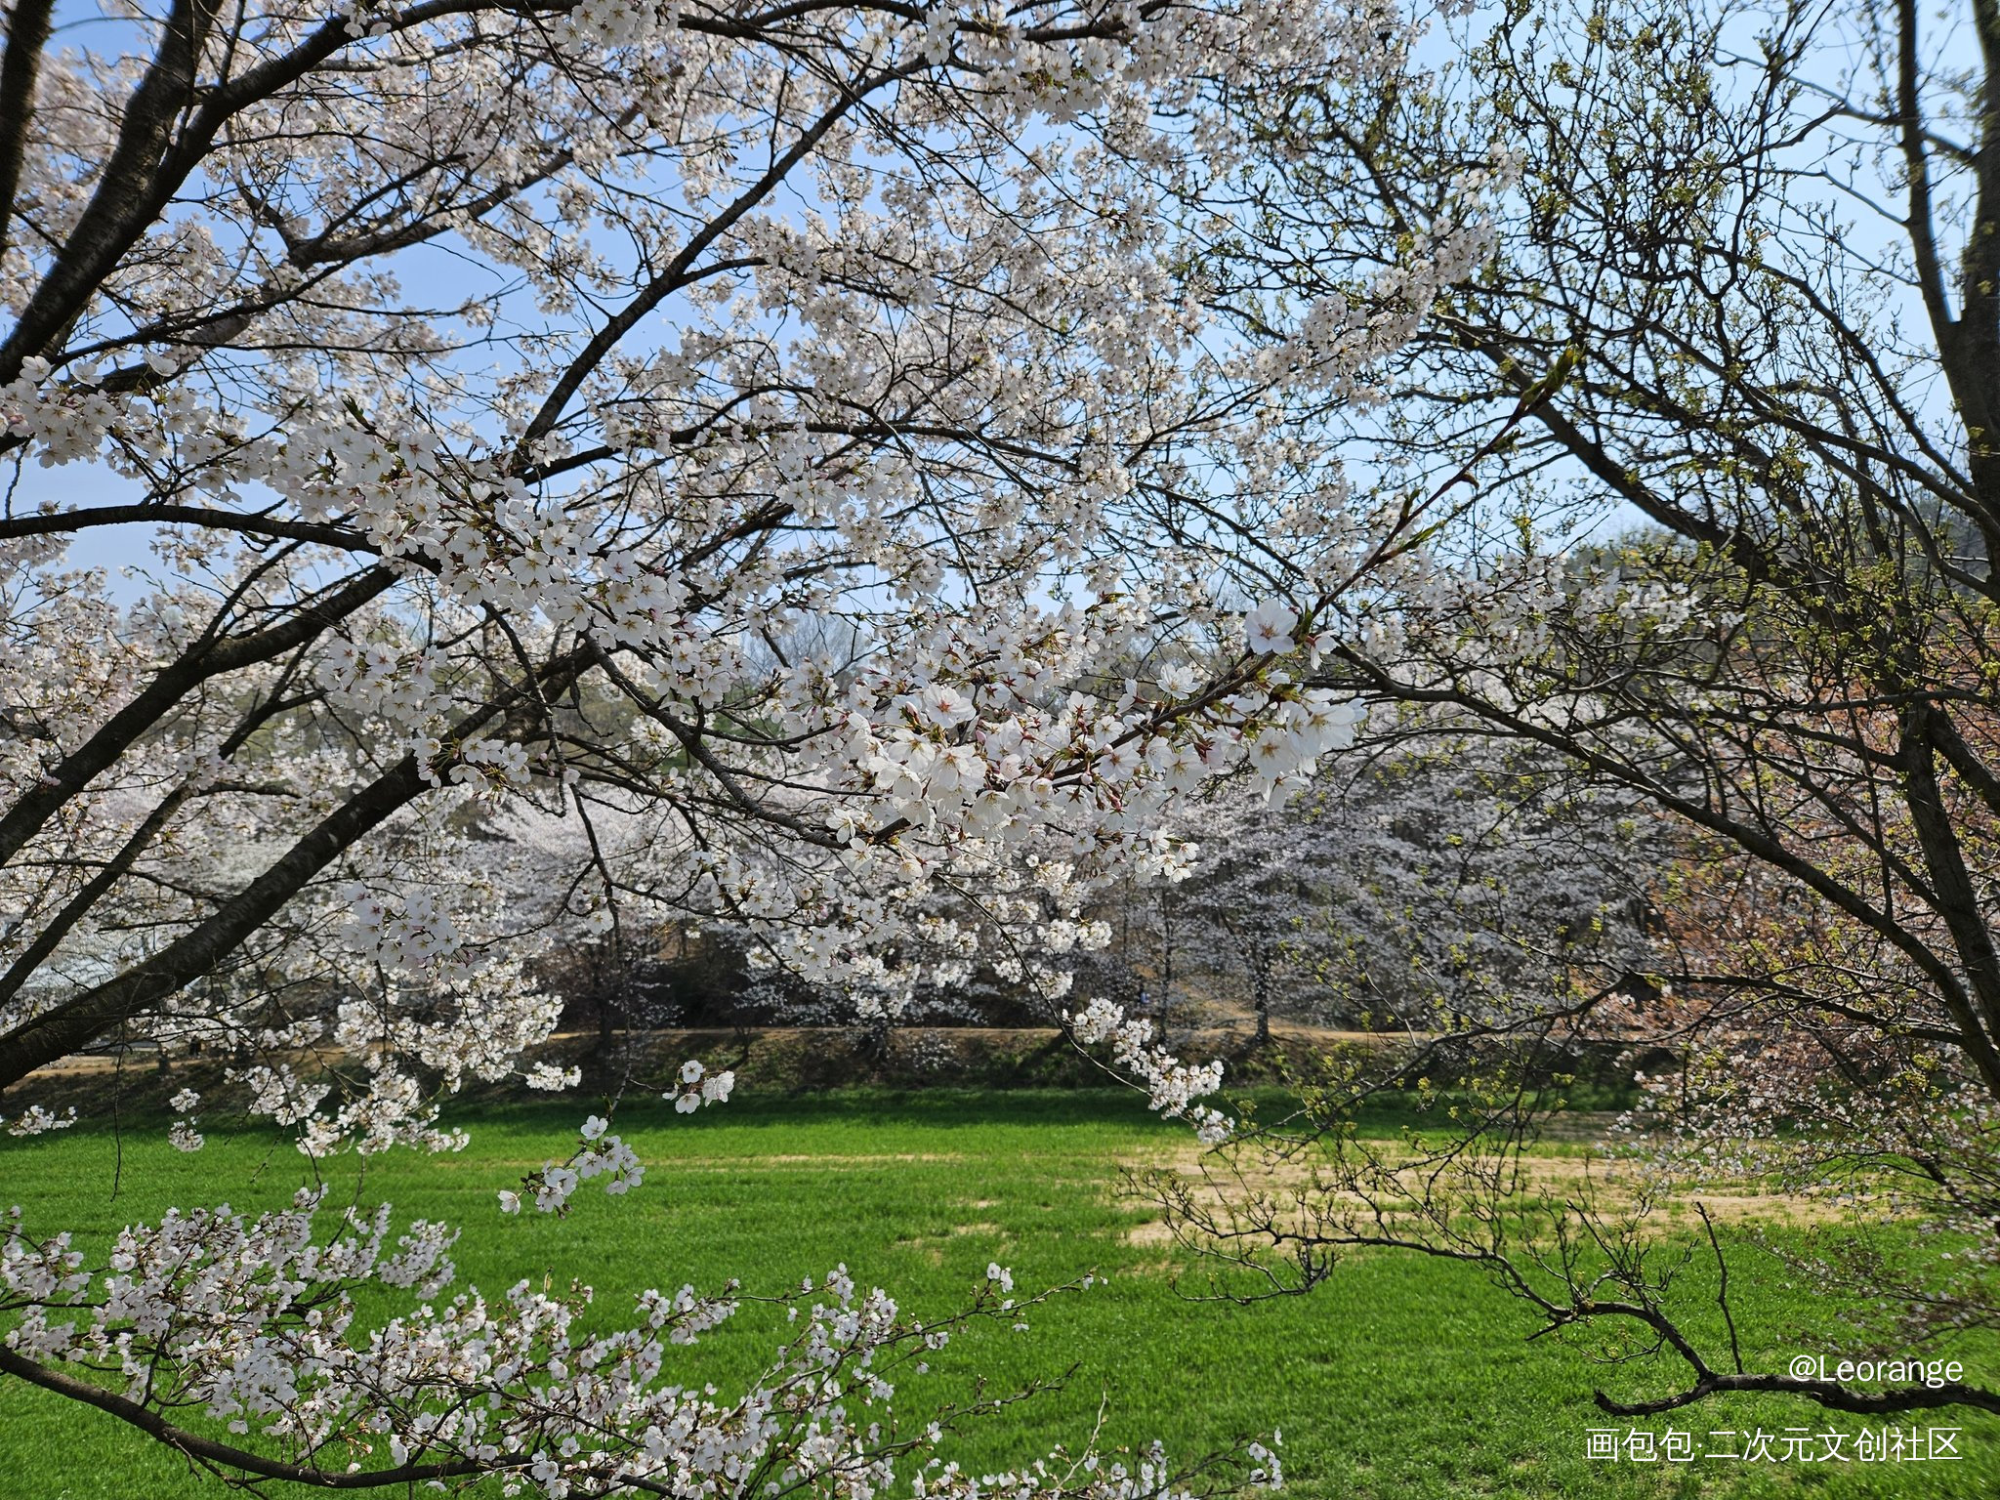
[1067,999,1233,1141]
[1,1198,1270,1500]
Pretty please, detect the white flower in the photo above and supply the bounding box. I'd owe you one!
[679,1059,705,1084]
[1244,599,1299,655]
[168,1088,201,1114]
[498,1190,522,1214]
[1192,1107,1235,1144]
[580,1115,608,1141]
[674,1093,699,1114]
[917,683,978,727]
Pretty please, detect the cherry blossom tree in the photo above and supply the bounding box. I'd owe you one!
[1172,795,1334,1045]
[0,0,1492,1485]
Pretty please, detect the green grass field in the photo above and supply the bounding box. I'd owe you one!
[1,1088,1991,1498]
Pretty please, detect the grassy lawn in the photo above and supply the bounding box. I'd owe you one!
[1,1087,1992,1498]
